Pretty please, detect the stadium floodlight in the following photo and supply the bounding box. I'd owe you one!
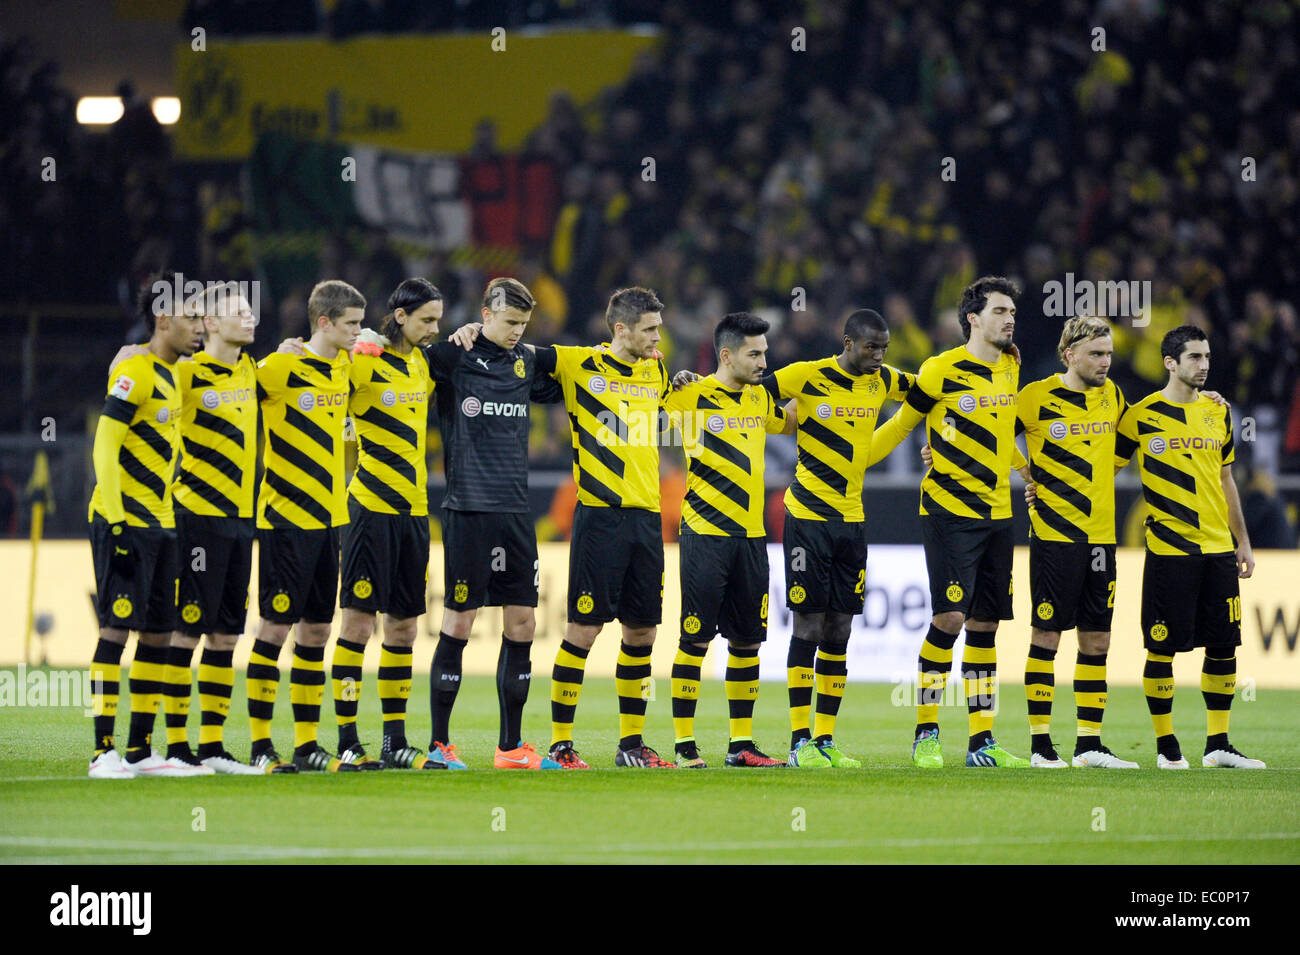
[75,96,124,124]
[151,97,181,125]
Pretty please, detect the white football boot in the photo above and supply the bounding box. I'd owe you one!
[1072,746,1139,769]
[200,750,265,775]
[1157,753,1190,769]
[1202,746,1266,769]
[88,749,134,779]
[125,753,213,777]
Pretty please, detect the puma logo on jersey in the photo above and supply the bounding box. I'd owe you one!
[476,358,490,370]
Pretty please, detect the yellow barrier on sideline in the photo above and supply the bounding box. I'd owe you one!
[3,541,1299,689]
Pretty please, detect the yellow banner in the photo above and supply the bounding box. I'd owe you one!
[5,541,1299,689]
[175,31,659,159]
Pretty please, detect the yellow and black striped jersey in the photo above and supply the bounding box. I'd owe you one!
[869,346,1025,520]
[1017,376,1126,544]
[767,358,913,522]
[1116,391,1235,555]
[539,344,670,511]
[173,352,258,519]
[348,346,433,516]
[663,376,786,537]
[89,354,182,527]
[255,350,350,530]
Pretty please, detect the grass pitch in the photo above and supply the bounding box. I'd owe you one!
[1,670,1297,864]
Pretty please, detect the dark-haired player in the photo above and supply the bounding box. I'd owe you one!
[665,313,795,767]
[424,278,564,770]
[249,280,363,773]
[1115,325,1262,769]
[764,309,914,769]
[87,274,206,778]
[868,277,1030,768]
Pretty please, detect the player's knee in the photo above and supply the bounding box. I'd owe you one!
[622,625,655,647]
[384,617,419,647]
[565,622,600,650]
[792,613,823,645]
[933,611,964,635]
[170,632,200,651]
[824,612,852,648]
[1030,628,1061,652]
[138,630,170,648]
[295,622,330,646]
[207,632,239,651]
[681,638,709,654]
[1078,631,1110,655]
[504,617,536,643]
[727,640,760,652]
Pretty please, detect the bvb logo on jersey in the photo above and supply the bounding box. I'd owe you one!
[1150,622,1169,642]
[1036,601,1053,621]
[946,583,964,603]
[271,592,291,614]
[353,579,373,599]
[789,585,807,605]
[453,582,468,604]
[576,594,595,614]
[182,603,202,625]
[112,597,133,619]
[514,358,526,379]
[683,615,701,634]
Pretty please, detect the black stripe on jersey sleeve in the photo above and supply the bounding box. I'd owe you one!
[102,395,137,424]
[797,447,849,495]
[122,495,161,526]
[688,459,750,511]
[949,413,999,455]
[268,432,334,492]
[951,360,993,382]
[119,445,167,499]
[1039,440,1093,482]
[283,406,335,455]
[799,417,854,461]
[153,363,174,387]
[761,374,781,403]
[1015,417,1025,437]
[131,421,174,463]
[1142,454,1196,493]
[299,357,332,377]
[1141,484,1200,529]
[193,408,245,447]
[788,478,842,520]
[355,465,412,513]
[285,371,314,390]
[362,441,417,485]
[801,381,826,396]
[179,470,240,516]
[1115,434,1138,459]
[573,386,632,442]
[941,377,973,394]
[1031,463,1092,516]
[602,354,633,377]
[905,387,938,415]
[880,366,894,392]
[182,436,243,483]
[819,366,855,391]
[1031,500,1089,542]
[151,385,166,400]
[1137,419,1160,435]
[265,470,332,525]
[578,468,623,506]
[1222,408,1234,460]
[928,469,992,519]
[1037,406,1064,420]
[1049,387,1088,410]
[698,430,752,474]
[356,405,417,448]
[579,355,601,374]
[684,489,748,536]
[930,431,997,489]
[189,375,214,388]
[378,351,408,374]
[1146,401,1187,425]
[1146,517,1202,555]
[575,424,628,479]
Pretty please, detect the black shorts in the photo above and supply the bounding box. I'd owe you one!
[1141,551,1242,653]
[568,503,664,627]
[680,531,769,643]
[782,512,868,615]
[257,526,340,625]
[90,516,178,633]
[341,498,430,618]
[442,508,538,610]
[176,510,254,636]
[920,514,1014,621]
[1029,539,1116,633]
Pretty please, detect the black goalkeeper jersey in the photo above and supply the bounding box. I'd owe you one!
[426,338,561,513]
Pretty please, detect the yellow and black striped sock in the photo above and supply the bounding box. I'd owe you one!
[331,638,366,750]
[247,638,282,753]
[1143,652,1178,758]
[162,643,196,756]
[963,630,997,750]
[916,624,958,736]
[1074,651,1108,752]
[812,644,847,742]
[125,641,167,758]
[1202,653,1236,752]
[550,639,589,747]
[378,644,413,747]
[195,647,234,758]
[726,646,761,751]
[290,643,326,754]
[672,640,706,753]
[616,642,654,750]
[1025,643,1055,755]
[786,636,816,748]
[90,639,125,753]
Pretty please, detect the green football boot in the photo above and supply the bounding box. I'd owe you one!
[815,739,861,768]
[966,738,1030,768]
[787,737,832,768]
[912,728,943,769]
